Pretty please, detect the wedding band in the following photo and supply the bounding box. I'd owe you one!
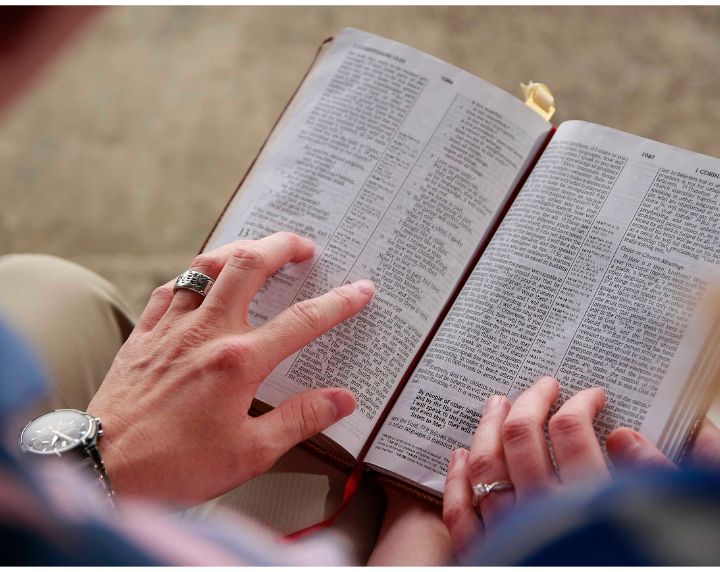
[173,270,214,298]
[472,481,514,511]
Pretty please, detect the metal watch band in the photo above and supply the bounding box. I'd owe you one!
[82,443,116,510]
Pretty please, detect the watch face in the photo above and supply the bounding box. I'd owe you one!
[21,410,92,455]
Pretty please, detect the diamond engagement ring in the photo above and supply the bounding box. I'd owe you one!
[173,270,215,298]
[472,481,514,511]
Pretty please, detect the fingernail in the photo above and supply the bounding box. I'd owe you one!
[628,429,646,446]
[611,428,643,456]
[592,386,607,405]
[351,279,375,298]
[484,395,499,411]
[331,390,357,419]
[302,237,317,253]
[538,375,558,385]
[451,448,466,464]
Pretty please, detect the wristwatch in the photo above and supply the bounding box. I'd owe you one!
[19,409,115,507]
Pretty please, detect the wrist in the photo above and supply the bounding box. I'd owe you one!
[18,408,118,508]
[86,405,141,498]
[367,483,452,566]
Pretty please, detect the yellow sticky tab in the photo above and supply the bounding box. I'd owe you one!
[521,81,556,121]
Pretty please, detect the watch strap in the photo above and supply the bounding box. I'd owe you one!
[83,443,116,510]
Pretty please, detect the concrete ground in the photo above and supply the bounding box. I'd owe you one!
[2,6,720,315]
[2,5,720,524]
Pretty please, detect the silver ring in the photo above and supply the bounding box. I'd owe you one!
[173,270,214,298]
[472,481,514,511]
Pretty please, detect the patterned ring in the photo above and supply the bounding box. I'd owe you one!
[173,270,215,298]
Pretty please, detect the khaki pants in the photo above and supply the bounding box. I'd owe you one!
[0,254,383,564]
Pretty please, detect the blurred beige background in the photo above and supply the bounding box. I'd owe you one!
[2,6,720,315]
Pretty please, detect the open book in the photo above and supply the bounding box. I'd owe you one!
[204,28,720,498]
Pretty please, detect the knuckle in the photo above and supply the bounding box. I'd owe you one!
[298,398,324,436]
[549,411,586,439]
[442,504,466,532]
[191,253,222,275]
[279,402,297,434]
[198,297,224,322]
[151,284,173,301]
[228,245,267,272]
[290,299,324,331]
[279,399,307,439]
[502,415,536,447]
[181,322,210,346]
[207,339,255,373]
[280,397,326,441]
[274,231,300,247]
[330,286,357,314]
[468,452,499,480]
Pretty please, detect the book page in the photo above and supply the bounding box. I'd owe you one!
[204,28,550,459]
[367,120,720,493]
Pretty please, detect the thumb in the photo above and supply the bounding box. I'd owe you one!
[688,418,720,467]
[255,388,356,460]
[606,427,676,471]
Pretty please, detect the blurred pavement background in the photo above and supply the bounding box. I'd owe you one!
[2,6,720,315]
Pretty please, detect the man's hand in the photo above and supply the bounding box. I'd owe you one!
[87,232,374,505]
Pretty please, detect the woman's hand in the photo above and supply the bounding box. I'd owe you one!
[444,377,609,552]
[442,376,720,554]
[88,232,374,505]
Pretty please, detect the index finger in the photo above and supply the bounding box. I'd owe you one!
[247,280,374,366]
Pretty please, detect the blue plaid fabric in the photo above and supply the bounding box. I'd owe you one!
[466,467,720,566]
